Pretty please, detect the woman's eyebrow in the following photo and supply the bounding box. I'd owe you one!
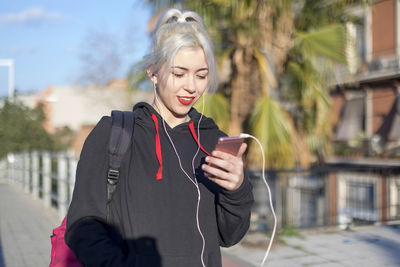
[171,66,209,72]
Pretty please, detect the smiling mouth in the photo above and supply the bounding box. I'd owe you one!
[177,96,195,105]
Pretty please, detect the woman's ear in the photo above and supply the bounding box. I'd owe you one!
[147,69,157,84]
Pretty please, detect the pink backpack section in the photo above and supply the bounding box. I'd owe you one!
[49,216,82,267]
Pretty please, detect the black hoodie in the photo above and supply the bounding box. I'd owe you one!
[65,102,254,267]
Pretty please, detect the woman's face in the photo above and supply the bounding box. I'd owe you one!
[154,47,209,126]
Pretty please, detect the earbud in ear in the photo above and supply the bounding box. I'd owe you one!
[152,73,158,84]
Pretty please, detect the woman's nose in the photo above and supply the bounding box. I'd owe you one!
[184,76,196,93]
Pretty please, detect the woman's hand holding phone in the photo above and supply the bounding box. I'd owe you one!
[201,136,247,191]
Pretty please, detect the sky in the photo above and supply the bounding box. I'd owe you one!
[0,0,152,98]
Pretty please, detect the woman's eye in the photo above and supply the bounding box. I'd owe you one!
[173,73,184,78]
[197,74,208,79]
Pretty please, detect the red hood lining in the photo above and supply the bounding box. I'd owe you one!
[151,114,211,180]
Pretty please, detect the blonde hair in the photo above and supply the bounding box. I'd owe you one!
[145,8,218,92]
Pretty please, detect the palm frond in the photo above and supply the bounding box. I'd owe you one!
[194,93,230,132]
[248,96,296,169]
[285,53,334,159]
[127,59,150,91]
[296,24,347,64]
[254,47,277,97]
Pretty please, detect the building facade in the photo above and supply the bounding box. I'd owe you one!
[19,80,152,157]
[332,0,400,157]
[326,0,400,227]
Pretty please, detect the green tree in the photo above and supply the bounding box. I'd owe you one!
[136,0,369,169]
[0,100,59,158]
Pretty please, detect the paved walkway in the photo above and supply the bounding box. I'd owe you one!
[0,183,59,267]
[1,182,400,267]
[222,224,400,266]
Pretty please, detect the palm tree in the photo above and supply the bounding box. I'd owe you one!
[135,0,370,169]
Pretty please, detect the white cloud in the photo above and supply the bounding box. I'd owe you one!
[0,7,64,26]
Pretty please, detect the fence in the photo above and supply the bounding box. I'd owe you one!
[1,151,400,232]
[0,151,77,220]
[250,164,400,232]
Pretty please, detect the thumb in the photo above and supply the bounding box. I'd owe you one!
[236,142,247,158]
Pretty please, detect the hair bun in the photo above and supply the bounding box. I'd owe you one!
[156,8,203,30]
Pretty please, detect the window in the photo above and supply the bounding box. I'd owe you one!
[346,182,374,211]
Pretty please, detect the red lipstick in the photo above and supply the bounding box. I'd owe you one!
[177,96,195,105]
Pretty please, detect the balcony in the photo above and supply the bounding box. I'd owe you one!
[335,55,400,85]
[359,55,400,82]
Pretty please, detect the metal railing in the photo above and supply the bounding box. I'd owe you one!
[0,151,77,220]
[250,166,400,232]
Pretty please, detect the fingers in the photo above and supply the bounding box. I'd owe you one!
[203,159,234,180]
[202,162,244,191]
[205,154,236,174]
[201,146,246,191]
[206,175,241,191]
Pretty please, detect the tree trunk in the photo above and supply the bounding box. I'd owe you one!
[229,48,244,136]
[229,45,257,136]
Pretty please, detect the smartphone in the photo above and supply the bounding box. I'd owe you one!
[214,136,244,156]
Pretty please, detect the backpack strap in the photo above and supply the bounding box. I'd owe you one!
[106,110,135,219]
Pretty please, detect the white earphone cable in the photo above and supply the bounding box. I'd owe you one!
[239,133,277,267]
[191,94,206,265]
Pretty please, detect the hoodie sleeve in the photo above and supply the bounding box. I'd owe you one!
[65,116,134,266]
[216,170,254,247]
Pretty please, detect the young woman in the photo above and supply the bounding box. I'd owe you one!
[65,8,254,267]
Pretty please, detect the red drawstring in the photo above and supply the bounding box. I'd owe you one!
[189,122,211,156]
[152,114,163,180]
[151,117,210,181]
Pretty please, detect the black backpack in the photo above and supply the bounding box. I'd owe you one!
[49,110,134,267]
[106,110,135,218]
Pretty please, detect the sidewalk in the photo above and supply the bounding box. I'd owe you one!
[222,224,400,266]
[0,183,59,267]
